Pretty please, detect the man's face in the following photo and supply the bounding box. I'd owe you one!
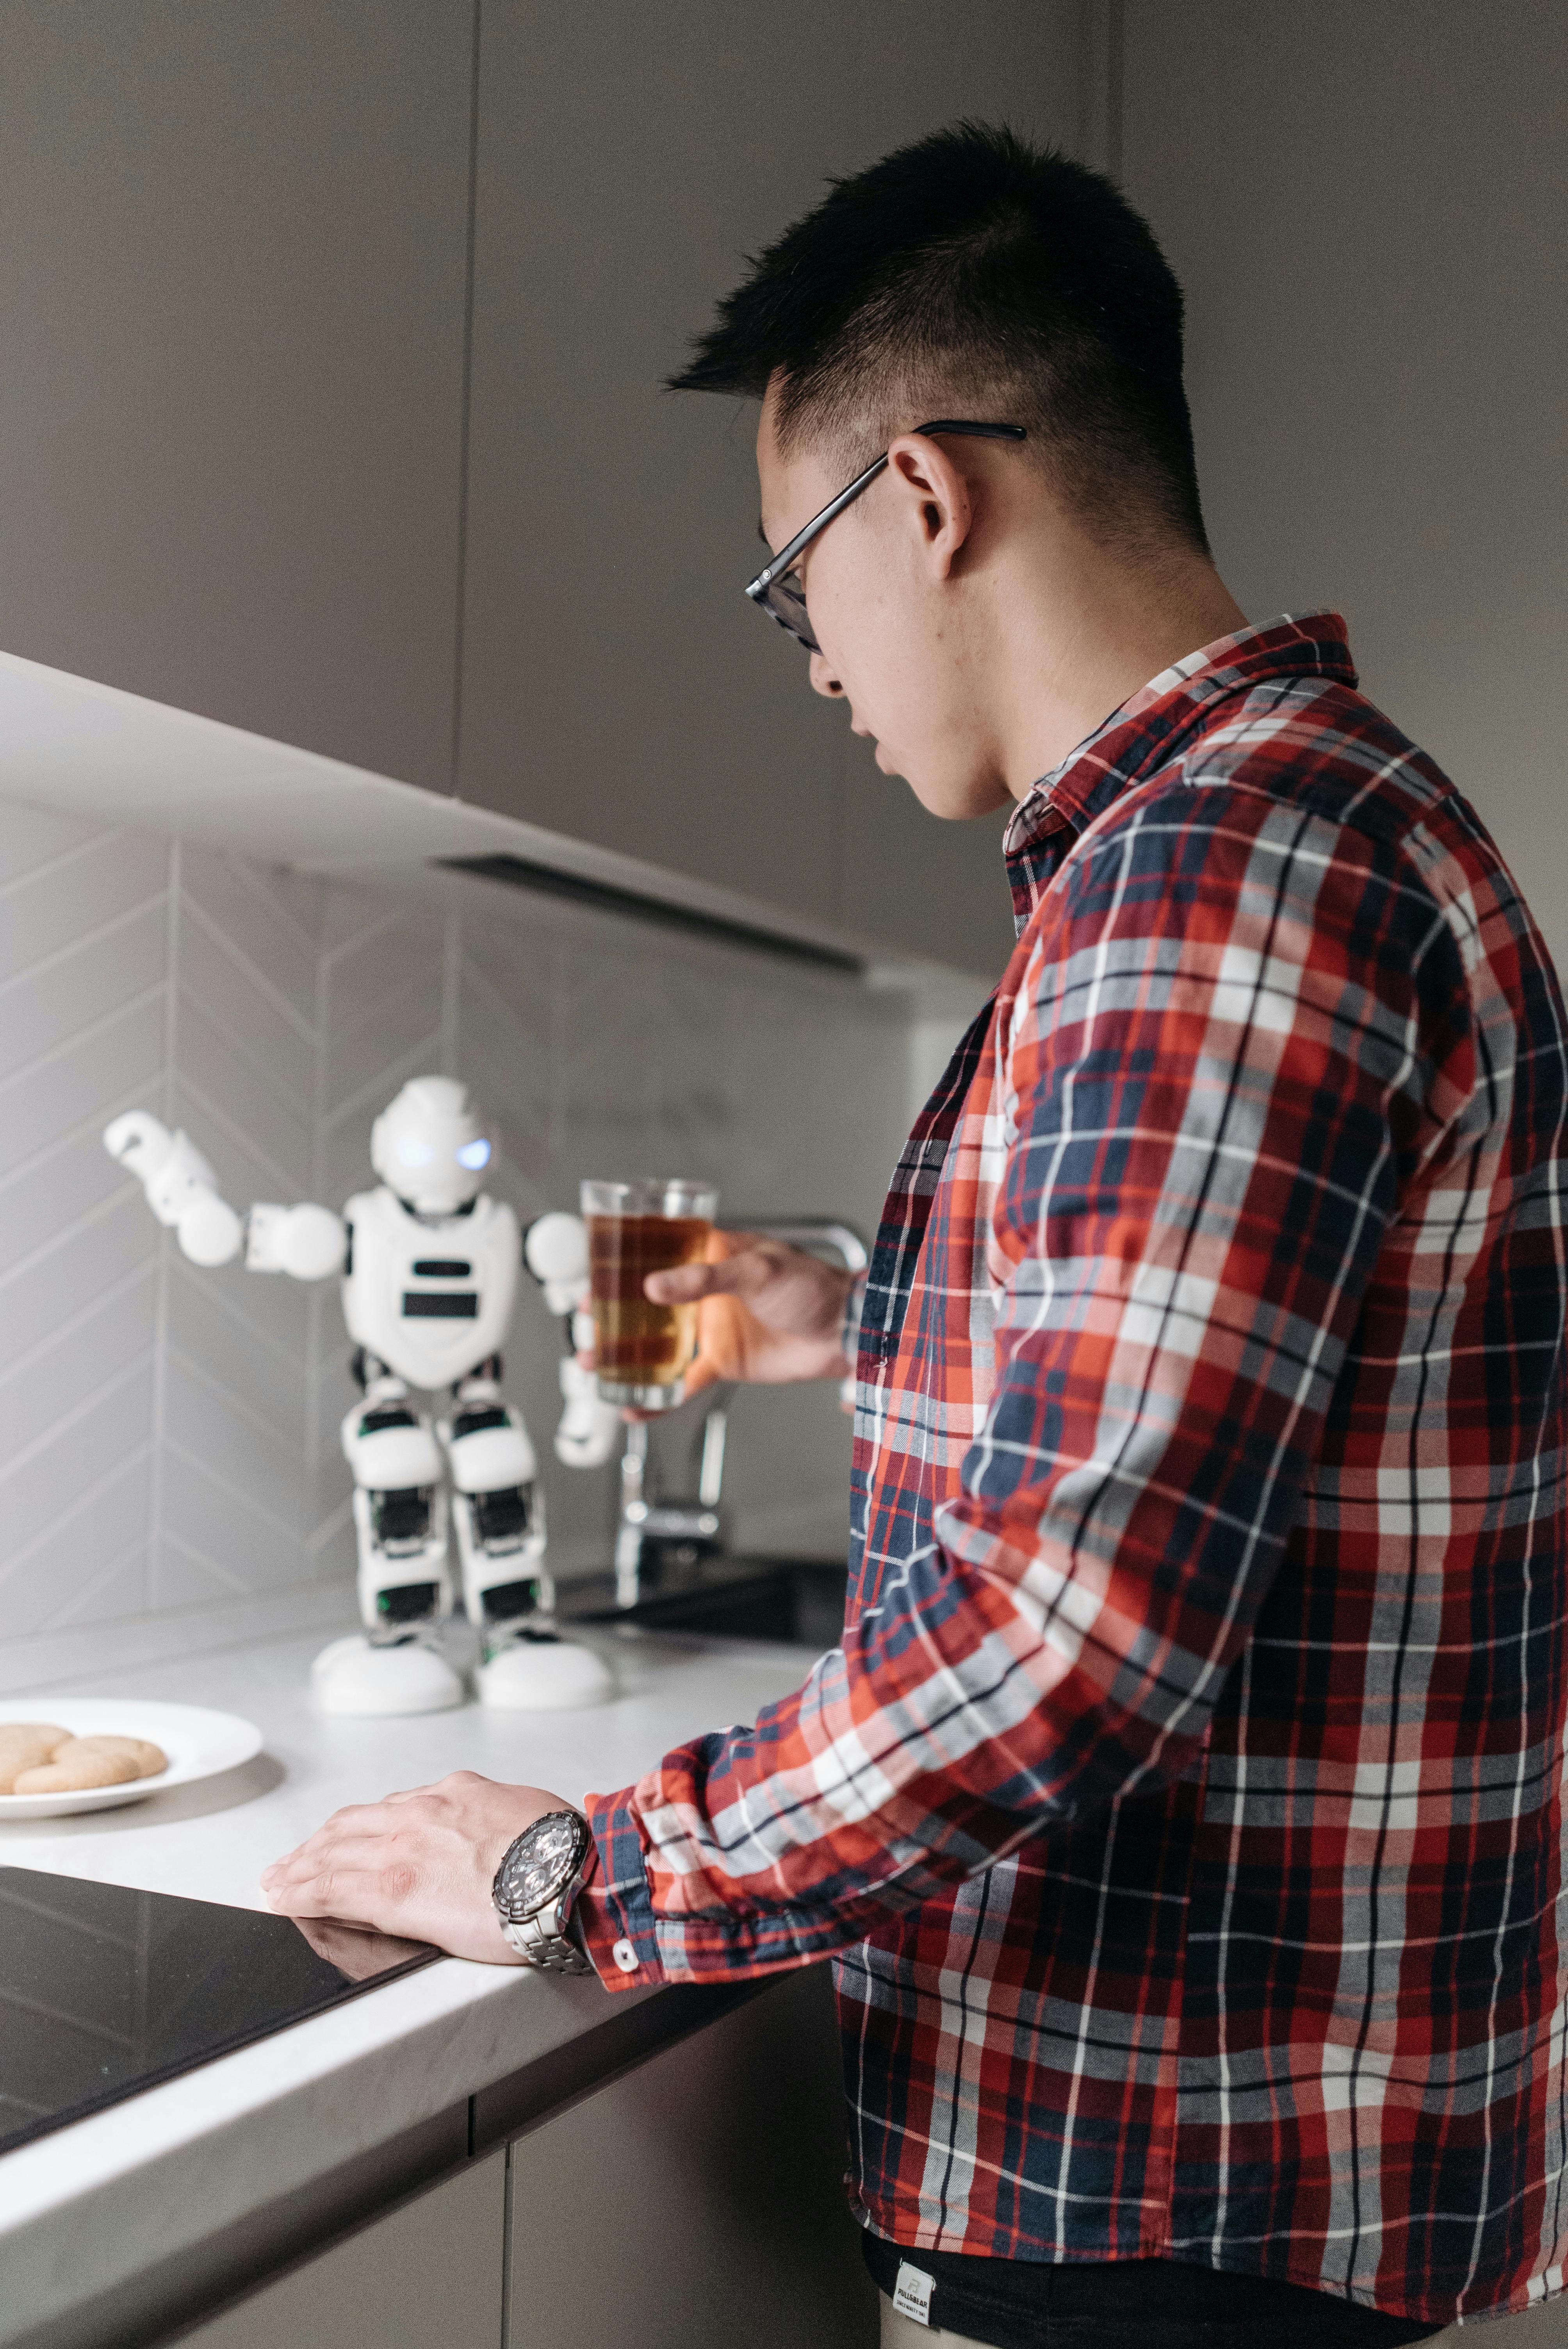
[755,385,1012,820]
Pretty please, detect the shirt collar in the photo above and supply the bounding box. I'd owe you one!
[1002,611,1358,930]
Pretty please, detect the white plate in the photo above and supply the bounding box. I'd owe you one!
[0,1699,264,1820]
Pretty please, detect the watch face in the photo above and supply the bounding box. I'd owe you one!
[499,1811,587,1920]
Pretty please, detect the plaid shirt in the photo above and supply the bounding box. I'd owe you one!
[579,614,1568,2329]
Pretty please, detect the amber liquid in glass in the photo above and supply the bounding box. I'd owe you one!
[587,1214,711,1389]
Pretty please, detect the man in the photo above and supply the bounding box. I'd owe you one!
[263,127,1568,2345]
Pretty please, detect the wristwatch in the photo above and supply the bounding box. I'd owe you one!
[491,1808,596,1973]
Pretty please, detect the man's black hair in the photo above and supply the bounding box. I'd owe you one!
[670,121,1208,555]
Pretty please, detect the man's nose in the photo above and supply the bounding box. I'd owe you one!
[809,651,845,698]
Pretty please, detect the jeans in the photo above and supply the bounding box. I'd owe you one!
[862,2240,1445,2349]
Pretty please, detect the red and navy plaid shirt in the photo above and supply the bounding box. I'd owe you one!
[578,614,1568,2329]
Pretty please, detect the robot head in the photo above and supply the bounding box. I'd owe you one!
[371,1077,496,1215]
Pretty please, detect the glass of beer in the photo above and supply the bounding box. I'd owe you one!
[581,1178,718,1409]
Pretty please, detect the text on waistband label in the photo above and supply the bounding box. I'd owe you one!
[893,2262,934,2326]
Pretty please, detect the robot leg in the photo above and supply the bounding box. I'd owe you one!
[440,1370,552,1640]
[442,1367,612,1711]
[341,1375,453,1641]
[310,1371,464,1716]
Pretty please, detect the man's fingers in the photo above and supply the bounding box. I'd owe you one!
[266,1863,388,1921]
[642,1262,713,1302]
[263,1831,418,1896]
[283,1800,390,1849]
[675,1352,723,1400]
[262,1824,393,1889]
[645,1249,775,1305]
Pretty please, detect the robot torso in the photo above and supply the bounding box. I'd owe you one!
[341,1187,519,1389]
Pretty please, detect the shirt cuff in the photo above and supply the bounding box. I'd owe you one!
[576,1786,666,1993]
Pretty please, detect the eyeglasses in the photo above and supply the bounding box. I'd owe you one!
[745,420,1027,654]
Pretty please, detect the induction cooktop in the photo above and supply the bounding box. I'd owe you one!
[0,1867,437,2158]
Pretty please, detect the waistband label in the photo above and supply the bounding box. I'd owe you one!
[893,2261,934,2326]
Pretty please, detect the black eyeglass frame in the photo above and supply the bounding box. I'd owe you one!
[745,420,1028,653]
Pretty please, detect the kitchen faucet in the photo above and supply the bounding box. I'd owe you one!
[611,1218,869,1608]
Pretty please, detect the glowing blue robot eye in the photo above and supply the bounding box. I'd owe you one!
[456,1138,492,1170]
[397,1139,435,1167]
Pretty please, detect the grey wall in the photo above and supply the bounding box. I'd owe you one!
[456,0,1100,977]
[1122,0,1567,965]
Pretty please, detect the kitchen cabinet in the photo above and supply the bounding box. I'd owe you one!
[0,0,1101,976]
[456,0,1087,975]
[176,2152,506,2349]
[505,1964,875,2349]
[0,1,473,793]
[156,1968,870,2349]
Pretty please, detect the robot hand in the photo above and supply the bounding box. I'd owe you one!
[104,1111,244,1268]
[523,1210,589,1315]
[556,1354,622,1470]
[522,1213,621,1469]
[104,1114,346,1280]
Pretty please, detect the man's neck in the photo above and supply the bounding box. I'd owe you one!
[986,535,1248,799]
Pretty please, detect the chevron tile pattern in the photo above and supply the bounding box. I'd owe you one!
[0,804,921,1676]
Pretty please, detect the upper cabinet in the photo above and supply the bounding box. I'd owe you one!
[0,1,1099,975]
[0,1,474,793]
[455,1,1087,973]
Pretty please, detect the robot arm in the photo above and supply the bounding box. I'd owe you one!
[104,1113,346,1279]
[244,1200,348,1280]
[522,1212,622,1470]
[104,1112,245,1267]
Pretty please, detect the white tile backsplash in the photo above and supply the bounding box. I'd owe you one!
[0,994,165,1183]
[0,802,946,1688]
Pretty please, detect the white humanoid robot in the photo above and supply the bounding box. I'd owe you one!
[105,1077,622,1716]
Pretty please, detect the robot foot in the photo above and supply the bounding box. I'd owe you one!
[475,1634,614,1712]
[310,1633,466,1717]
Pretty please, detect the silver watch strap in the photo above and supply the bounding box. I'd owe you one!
[502,1909,592,1974]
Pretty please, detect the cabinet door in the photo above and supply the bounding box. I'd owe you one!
[458,1,1083,973]
[506,1965,876,2349]
[176,2151,506,2349]
[0,2,472,793]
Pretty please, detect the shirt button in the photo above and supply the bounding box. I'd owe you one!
[612,1938,639,1973]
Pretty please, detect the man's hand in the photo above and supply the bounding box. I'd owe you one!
[260,1773,571,1964]
[646,1231,853,1395]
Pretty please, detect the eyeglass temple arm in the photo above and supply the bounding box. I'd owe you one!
[748,421,1026,595]
[748,460,891,594]
[913,421,1028,441]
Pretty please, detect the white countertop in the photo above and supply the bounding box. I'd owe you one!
[0,1615,816,2349]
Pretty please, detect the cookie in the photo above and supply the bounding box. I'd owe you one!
[0,1723,70,1793]
[65,1734,168,1779]
[12,1733,169,1794]
[15,1746,139,1793]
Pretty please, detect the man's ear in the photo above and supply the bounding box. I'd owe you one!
[884,432,975,579]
